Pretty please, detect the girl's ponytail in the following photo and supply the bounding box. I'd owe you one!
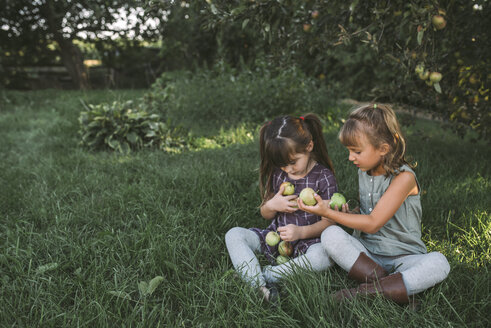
[303,114,335,174]
[259,122,274,203]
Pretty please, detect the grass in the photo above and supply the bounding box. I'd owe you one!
[0,89,490,327]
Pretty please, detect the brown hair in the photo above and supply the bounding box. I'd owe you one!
[339,103,414,176]
[259,113,335,203]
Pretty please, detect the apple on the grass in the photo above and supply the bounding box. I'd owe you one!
[280,181,295,196]
[299,187,317,206]
[330,192,347,210]
[276,255,289,265]
[278,241,293,257]
[265,231,281,247]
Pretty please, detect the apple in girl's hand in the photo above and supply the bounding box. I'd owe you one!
[276,255,290,265]
[280,182,295,195]
[265,231,281,247]
[330,192,347,210]
[299,188,317,206]
[278,241,293,257]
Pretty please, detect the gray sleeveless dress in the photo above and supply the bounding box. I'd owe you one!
[353,164,427,256]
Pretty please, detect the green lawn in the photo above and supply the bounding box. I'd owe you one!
[0,89,489,327]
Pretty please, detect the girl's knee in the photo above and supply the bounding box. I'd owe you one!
[428,252,451,277]
[321,225,345,252]
[321,225,344,241]
[225,227,244,245]
[304,243,332,270]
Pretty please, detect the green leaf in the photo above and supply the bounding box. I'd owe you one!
[120,142,130,153]
[210,4,218,15]
[146,276,164,295]
[126,132,138,144]
[138,281,149,295]
[107,138,120,150]
[433,82,442,93]
[417,30,424,45]
[107,291,131,300]
[35,262,58,274]
[242,19,249,30]
[148,122,159,130]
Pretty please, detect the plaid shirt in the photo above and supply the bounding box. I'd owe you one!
[250,163,338,264]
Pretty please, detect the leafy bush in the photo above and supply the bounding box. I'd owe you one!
[79,64,345,153]
[78,100,188,153]
[143,62,342,136]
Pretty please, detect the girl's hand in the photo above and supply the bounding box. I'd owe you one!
[266,185,298,213]
[277,224,301,242]
[297,193,331,217]
[331,202,349,212]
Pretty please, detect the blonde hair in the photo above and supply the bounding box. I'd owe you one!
[339,103,414,176]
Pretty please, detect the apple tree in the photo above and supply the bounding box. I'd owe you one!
[201,0,490,140]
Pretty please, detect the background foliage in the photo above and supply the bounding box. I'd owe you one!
[1,0,489,140]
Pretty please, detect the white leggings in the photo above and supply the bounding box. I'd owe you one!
[225,227,333,288]
[321,225,451,295]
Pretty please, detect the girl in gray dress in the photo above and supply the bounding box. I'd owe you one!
[225,114,338,302]
[298,104,450,304]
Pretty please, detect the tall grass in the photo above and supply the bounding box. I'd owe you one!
[0,89,489,327]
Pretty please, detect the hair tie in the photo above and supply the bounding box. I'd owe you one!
[300,116,305,120]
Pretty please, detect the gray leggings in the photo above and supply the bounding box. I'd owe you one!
[321,225,450,295]
[225,227,333,288]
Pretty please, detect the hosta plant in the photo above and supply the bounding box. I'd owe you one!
[78,100,188,153]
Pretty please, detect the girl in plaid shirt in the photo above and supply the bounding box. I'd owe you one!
[225,114,338,302]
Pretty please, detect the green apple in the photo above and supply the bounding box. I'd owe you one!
[265,231,281,247]
[432,15,446,30]
[429,72,442,83]
[280,181,295,196]
[278,240,293,257]
[276,255,290,265]
[419,70,430,80]
[330,192,347,210]
[415,63,425,75]
[299,187,317,206]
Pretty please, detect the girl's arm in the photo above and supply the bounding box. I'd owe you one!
[260,184,298,219]
[298,172,418,234]
[277,217,335,241]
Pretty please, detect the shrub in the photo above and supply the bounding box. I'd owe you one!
[78,100,188,153]
[143,63,342,136]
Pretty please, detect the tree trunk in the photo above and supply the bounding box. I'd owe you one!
[56,38,89,90]
[44,0,89,89]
